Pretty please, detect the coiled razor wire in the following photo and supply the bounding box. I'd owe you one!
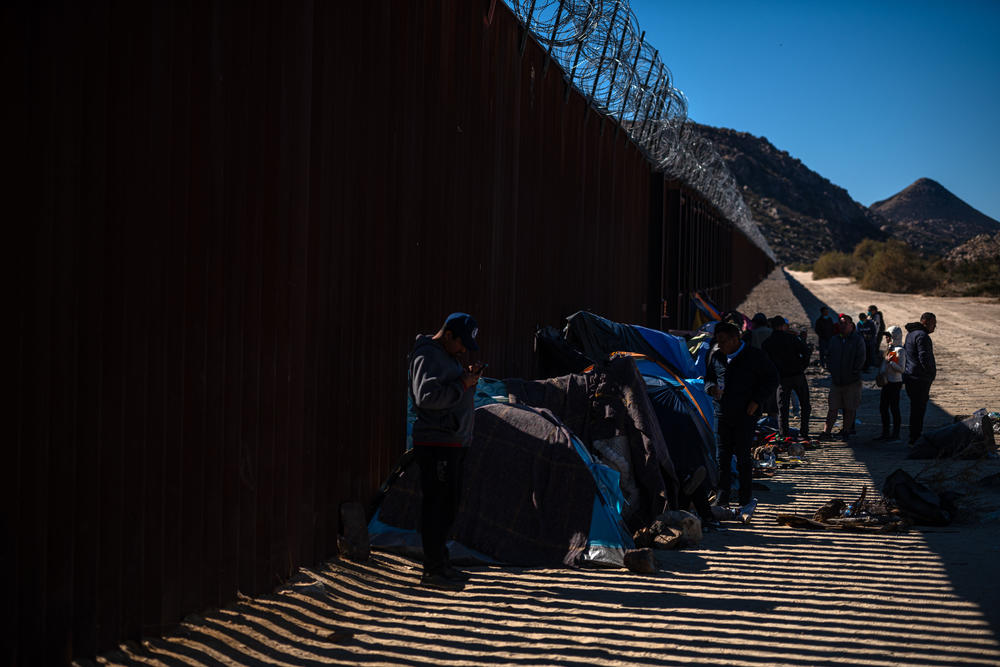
[505,0,775,261]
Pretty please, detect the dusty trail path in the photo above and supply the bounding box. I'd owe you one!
[93,270,1000,666]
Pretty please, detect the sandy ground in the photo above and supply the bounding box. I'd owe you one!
[88,269,1000,666]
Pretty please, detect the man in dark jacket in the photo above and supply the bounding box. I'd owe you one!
[408,312,485,588]
[814,306,836,368]
[821,314,866,440]
[903,312,937,445]
[857,312,877,369]
[706,322,779,508]
[763,316,812,439]
[868,304,885,344]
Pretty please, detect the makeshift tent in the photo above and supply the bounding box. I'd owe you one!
[628,354,718,490]
[371,402,634,567]
[551,310,717,495]
[505,356,679,523]
[562,310,699,379]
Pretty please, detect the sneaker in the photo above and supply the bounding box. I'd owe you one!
[442,565,469,582]
[738,498,758,524]
[420,572,464,590]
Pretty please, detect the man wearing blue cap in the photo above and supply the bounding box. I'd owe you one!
[408,312,485,589]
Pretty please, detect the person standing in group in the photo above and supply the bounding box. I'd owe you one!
[408,312,485,589]
[748,313,773,349]
[903,312,937,445]
[814,306,836,368]
[868,305,885,350]
[875,325,907,442]
[705,322,778,510]
[857,312,877,370]
[821,314,866,440]
[763,316,812,440]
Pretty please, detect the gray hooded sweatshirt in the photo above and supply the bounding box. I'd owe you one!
[408,334,476,446]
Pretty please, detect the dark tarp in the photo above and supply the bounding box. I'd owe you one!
[563,310,670,370]
[377,403,597,566]
[505,356,679,522]
[534,325,592,378]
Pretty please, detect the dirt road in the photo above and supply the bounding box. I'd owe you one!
[92,270,1000,667]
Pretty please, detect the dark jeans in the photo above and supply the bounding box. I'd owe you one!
[818,337,831,367]
[904,380,932,443]
[416,445,465,574]
[777,374,811,437]
[717,416,755,506]
[880,382,902,438]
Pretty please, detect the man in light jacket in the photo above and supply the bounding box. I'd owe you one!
[820,314,866,440]
[903,312,937,445]
[408,312,485,589]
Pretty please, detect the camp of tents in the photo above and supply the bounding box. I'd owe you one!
[369,298,999,570]
[370,308,732,570]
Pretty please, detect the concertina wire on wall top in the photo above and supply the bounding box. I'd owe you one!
[505,0,776,261]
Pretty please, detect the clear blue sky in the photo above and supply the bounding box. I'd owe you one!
[629,0,1000,221]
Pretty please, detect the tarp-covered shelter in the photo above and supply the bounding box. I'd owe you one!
[371,402,635,567]
[551,312,718,496]
[563,310,698,379]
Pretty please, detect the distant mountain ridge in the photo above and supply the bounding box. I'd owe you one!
[869,178,1000,254]
[693,123,887,265]
[693,123,997,264]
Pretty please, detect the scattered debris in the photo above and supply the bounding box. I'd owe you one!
[777,485,911,532]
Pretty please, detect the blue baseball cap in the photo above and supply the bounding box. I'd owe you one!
[444,312,479,351]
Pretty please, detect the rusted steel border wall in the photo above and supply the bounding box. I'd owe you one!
[654,180,773,330]
[14,0,773,661]
[13,0,664,661]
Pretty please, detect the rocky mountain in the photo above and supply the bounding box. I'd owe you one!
[693,124,887,265]
[869,178,1000,255]
[944,231,1000,266]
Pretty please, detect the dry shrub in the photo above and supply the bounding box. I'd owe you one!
[859,240,938,293]
[813,251,859,279]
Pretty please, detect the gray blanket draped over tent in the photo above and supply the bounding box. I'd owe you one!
[378,403,601,567]
[506,356,679,520]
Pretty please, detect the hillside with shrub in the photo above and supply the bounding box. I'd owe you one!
[811,236,1000,297]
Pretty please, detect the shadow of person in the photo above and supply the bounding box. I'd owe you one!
[784,269,839,326]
